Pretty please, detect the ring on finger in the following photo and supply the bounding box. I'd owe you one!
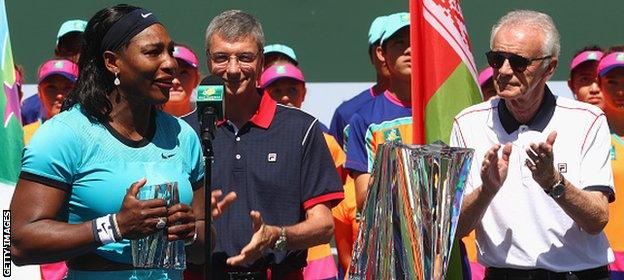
[156,217,166,229]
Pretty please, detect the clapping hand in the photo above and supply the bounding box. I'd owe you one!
[525,131,560,191]
[480,143,513,195]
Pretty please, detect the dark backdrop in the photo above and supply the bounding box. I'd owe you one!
[6,0,622,83]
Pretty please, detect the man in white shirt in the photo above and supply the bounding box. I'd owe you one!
[451,10,614,280]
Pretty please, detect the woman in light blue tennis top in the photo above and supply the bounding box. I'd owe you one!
[9,4,235,280]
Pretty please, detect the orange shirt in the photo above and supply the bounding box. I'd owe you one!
[22,120,41,145]
[324,132,347,184]
[605,134,624,252]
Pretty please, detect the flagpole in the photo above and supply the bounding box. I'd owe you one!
[410,0,426,145]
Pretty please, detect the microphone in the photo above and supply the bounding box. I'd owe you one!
[196,75,225,121]
[196,75,225,143]
[196,75,224,279]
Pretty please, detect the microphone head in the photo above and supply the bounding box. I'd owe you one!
[197,75,224,103]
[196,75,225,120]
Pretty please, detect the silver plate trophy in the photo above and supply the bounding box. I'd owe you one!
[349,141,474,280]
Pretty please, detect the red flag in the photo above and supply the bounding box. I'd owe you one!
[410,0,481,145]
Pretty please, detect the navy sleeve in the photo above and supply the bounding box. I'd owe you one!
[301,120,344,209]
[329,106,346,147]
[344,113,369,173]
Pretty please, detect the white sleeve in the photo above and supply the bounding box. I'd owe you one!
[579,114,614,201]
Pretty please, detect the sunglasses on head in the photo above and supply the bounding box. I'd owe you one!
[486,51,552,72]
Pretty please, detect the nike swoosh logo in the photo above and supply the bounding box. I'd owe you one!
[141,13,152,18]
[101,222,110,236]
[162,153,176,159]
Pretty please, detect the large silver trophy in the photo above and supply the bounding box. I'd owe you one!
[349,141,474,280]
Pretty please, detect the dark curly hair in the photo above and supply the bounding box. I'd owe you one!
[61,4,139,123]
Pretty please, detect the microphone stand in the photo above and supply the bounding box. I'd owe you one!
[201,107,217,280]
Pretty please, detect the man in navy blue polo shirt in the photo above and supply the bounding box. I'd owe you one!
[205,10,344,279]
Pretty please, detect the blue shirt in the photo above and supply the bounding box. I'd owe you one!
[345,91,413,173]
[329,87,376,148]
[20,94,46,125]
[21,106,204,264]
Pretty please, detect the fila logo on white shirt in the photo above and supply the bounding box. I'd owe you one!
[268,153,277,162]
[557,163,567,173]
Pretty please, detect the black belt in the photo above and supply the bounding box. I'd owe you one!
[225,271,267,280]
[485,265,610,280]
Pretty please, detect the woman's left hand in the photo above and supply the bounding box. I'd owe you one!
[166,203,195,242]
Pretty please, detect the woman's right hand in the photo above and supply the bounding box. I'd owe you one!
[114,178,168,240]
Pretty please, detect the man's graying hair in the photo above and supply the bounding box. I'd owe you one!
[490,10,561,59]
[205,10,265,52]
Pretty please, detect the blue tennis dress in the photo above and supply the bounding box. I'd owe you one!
[21,106,205,280]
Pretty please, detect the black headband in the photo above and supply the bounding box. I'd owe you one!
[100,8,160,52]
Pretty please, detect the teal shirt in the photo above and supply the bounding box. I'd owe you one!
[21,106,204,264]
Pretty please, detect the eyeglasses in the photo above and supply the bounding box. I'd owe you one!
[486,51,552,72]
[208,52,258,66]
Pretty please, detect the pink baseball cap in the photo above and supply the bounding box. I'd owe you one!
[598,52,624,76]
[38,59,78,83]
[478,67,493,87]
[173,45,199,68]
[570,50,604,71]
[260,64,305,88]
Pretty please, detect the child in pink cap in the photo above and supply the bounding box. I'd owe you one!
[162,43,200,117]
[568,46,604,109]
[23,59,79,145]
[598,47,624,114]
[260,63,307,108]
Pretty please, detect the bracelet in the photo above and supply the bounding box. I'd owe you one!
[93,214,118,245]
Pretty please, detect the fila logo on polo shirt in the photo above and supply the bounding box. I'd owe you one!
[558,163,567,173]
[268,153,277,162]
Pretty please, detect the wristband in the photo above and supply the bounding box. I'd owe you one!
[93,214,118,245]
[110,214,123,241]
